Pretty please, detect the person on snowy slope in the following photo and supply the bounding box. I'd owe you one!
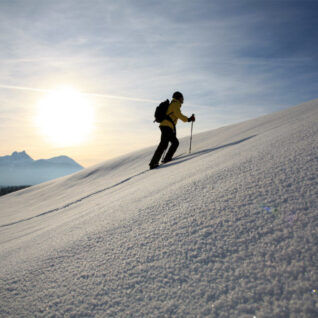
[149,91,195,170]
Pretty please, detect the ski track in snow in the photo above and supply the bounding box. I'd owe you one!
[0,99,317,317]
[1,137,255,228]
[0,170,148,228]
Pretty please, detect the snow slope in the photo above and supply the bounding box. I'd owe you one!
[0,99,317,318]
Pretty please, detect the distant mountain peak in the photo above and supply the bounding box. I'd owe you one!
[45,155,83,168]
[0,151,83,185]
[11,151,33,161]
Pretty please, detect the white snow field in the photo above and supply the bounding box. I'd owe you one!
[0,99,317,318]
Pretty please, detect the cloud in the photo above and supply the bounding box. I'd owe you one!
[0,0,317,164]
[0,84,158,103]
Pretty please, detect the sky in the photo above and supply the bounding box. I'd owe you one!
[0,0,317,167]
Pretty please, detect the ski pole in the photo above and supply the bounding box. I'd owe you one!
[162,148,167,162]
[189,121,193,154]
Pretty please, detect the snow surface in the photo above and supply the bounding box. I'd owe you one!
[0,99,317,317]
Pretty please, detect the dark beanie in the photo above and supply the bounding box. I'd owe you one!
[172,91,183,100]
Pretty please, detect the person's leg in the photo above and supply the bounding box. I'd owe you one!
[149,126,170,167]
[163,129,179,162]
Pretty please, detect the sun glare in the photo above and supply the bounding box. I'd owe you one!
[36,88,94,146]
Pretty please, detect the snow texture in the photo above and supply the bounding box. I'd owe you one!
[0,99,317,318]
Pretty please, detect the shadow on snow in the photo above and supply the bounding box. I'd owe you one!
[159,135,256,169]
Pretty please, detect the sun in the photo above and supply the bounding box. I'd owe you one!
[36,87,94,146]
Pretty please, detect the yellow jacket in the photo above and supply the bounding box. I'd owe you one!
[160,98,188,130]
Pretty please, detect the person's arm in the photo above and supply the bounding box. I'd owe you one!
[174,104,189,122]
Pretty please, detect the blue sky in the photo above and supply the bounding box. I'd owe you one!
[0,0,317,166]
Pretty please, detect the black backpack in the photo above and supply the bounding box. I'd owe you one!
[154,99,175,129]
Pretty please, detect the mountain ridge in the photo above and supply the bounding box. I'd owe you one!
[0,151,83,186]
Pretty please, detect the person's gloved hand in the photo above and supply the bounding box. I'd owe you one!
[188,114,195,122]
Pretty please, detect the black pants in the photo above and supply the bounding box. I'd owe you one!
[150,126,179,166]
